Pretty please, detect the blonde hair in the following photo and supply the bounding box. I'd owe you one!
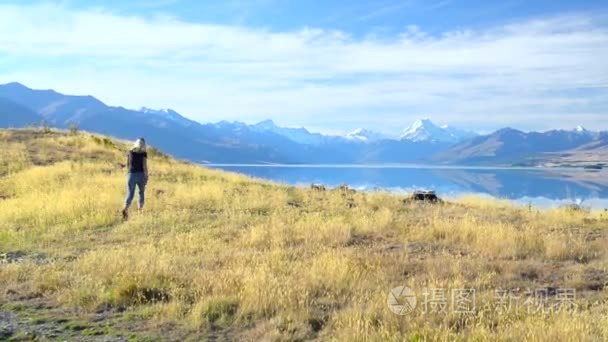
[131,138,146,152]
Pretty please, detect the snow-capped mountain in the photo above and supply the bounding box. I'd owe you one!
[140,107,177,119]
[571,125,598,138]
[250,119,326,145]
[543,125,598,140]
[345,128,390,143]
[4,82,607,166]
[139,107,197,127]
[400,118,476,143]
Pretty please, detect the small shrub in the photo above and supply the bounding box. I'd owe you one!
[148,146,169,160]
[203,298,239,324]
[190,297,239,328]
[68,122,80,135]
[112,282,171,306]
[40,120,52,133]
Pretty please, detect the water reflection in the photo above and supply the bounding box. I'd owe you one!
[206,165,608,208]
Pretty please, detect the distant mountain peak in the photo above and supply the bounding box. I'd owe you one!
[253,119,278,130]
[1,82,29,89]
[1,82,63,96]
[257,119,275,125]
[345,128,388,143]
[496,127,523,134]
[400,118,476,143]
[136,107,199,128]
[345,128,366,139]
[349,128,370,135]
[410,118,432,129]
[250,119,328,145]
[569,125,597,138]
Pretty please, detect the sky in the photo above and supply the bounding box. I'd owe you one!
[0,0,607,135]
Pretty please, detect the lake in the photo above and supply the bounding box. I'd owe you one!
[206,164,608,209]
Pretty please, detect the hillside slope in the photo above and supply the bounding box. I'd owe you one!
[0,97,43,128]
[0,129,607,341]
[0,82,310,164]
[433,128,597,165]
[539,133,608,166]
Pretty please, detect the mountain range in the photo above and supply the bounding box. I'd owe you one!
[0,82,605,166]
[399,118,477,143]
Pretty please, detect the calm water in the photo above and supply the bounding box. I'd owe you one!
[206,164,608,209]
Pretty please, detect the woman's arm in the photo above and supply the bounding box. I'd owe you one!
[143,157,148,179]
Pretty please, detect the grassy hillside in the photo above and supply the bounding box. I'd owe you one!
[0,129,607,341]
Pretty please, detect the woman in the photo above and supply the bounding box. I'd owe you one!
[122,138,148,219]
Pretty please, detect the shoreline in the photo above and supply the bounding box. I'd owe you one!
[201,163,596,171]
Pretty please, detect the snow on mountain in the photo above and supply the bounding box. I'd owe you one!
[250,119,326,145]
[400,118,476,143]
[345,128,389,143]
[139,107,197,127]
[572,125,597,137]
[140,107,175,117]
[545,125,597,138]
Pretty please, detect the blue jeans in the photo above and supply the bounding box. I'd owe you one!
[125,172,147,209]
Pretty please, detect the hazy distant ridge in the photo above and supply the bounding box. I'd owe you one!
[0,82,605,166]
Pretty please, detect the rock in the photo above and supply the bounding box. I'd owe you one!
[0,251,53,264]
[310,184,326,191]
[409,190,440,202]
[0,324,14,340]
[0,310,15,340]
[287,200,301,208]
[337,184,356,194]
[0,251,26,264]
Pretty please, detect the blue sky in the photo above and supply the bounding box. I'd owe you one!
[1,0,607,134]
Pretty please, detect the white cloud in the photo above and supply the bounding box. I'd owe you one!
[0,3,607,133]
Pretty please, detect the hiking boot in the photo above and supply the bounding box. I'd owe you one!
[121,209,129,220]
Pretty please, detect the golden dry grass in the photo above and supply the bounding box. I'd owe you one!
[0,128,607,341]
